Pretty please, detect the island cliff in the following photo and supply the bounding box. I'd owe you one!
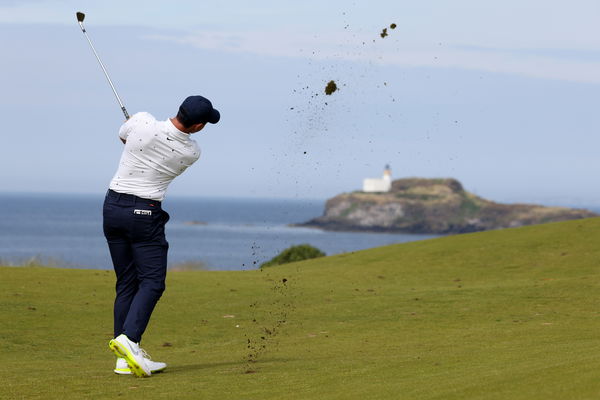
[299,178,597,234]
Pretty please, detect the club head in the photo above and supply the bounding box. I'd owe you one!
[76,11,85,23]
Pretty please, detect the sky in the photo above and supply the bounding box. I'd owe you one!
[1,0,600,205]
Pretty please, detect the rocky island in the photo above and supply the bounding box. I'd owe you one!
[299,178,597,234]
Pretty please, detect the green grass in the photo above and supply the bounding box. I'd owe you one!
[394,193,441,201]
[459,194,482,216]
[340,201,361,218]
[2,218,600,399]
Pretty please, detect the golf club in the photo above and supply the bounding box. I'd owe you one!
[76,11,130,119]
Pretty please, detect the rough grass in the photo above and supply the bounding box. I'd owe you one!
[2,218,600,399]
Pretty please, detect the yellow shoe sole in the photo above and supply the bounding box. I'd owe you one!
[114,367,132,375]
[108,339,150,378]
[114,366,166,375]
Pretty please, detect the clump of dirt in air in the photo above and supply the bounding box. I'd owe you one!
[244,277,295,374]
[380,23,397,38]
[325,80,338,95]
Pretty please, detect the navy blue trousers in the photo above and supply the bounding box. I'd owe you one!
[103,189,170,343]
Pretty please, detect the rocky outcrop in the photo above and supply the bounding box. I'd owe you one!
[299,178,598,234]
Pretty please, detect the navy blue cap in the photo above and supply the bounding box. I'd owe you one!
[178,95,220,125]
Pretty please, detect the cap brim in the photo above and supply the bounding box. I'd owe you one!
[208,109,220,124]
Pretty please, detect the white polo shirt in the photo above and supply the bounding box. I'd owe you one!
[109,112,201,201]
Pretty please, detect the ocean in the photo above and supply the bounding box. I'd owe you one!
[0,193,440,271]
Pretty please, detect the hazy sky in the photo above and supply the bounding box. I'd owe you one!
[1,1,600,205]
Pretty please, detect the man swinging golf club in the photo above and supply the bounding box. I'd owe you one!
[104,96,220,377]
[76,11,220,377]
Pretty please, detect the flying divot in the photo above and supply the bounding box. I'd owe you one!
[325,80,338,95]
[380,23,397,38]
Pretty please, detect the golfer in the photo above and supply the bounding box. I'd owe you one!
[103,95,220,377]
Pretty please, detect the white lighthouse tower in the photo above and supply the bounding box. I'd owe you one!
[363,165,392,193]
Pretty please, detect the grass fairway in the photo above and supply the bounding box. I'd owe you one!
[2,218,600,399]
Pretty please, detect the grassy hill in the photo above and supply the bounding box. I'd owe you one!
[2,218,600,399]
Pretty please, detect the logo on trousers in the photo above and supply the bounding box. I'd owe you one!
[134,209,152,216]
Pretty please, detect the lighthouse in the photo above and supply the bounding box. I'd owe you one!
[363,165,392,193]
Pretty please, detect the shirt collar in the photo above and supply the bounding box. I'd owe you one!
[166,119,190,141]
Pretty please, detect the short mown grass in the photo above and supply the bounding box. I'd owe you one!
[1,218,600,399]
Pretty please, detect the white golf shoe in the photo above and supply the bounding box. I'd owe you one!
[108,334,152,377]
[114,355,167,375]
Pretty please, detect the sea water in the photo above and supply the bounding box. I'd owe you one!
[11,192,586,271]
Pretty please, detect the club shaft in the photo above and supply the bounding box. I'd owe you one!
[80,26,129,119]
